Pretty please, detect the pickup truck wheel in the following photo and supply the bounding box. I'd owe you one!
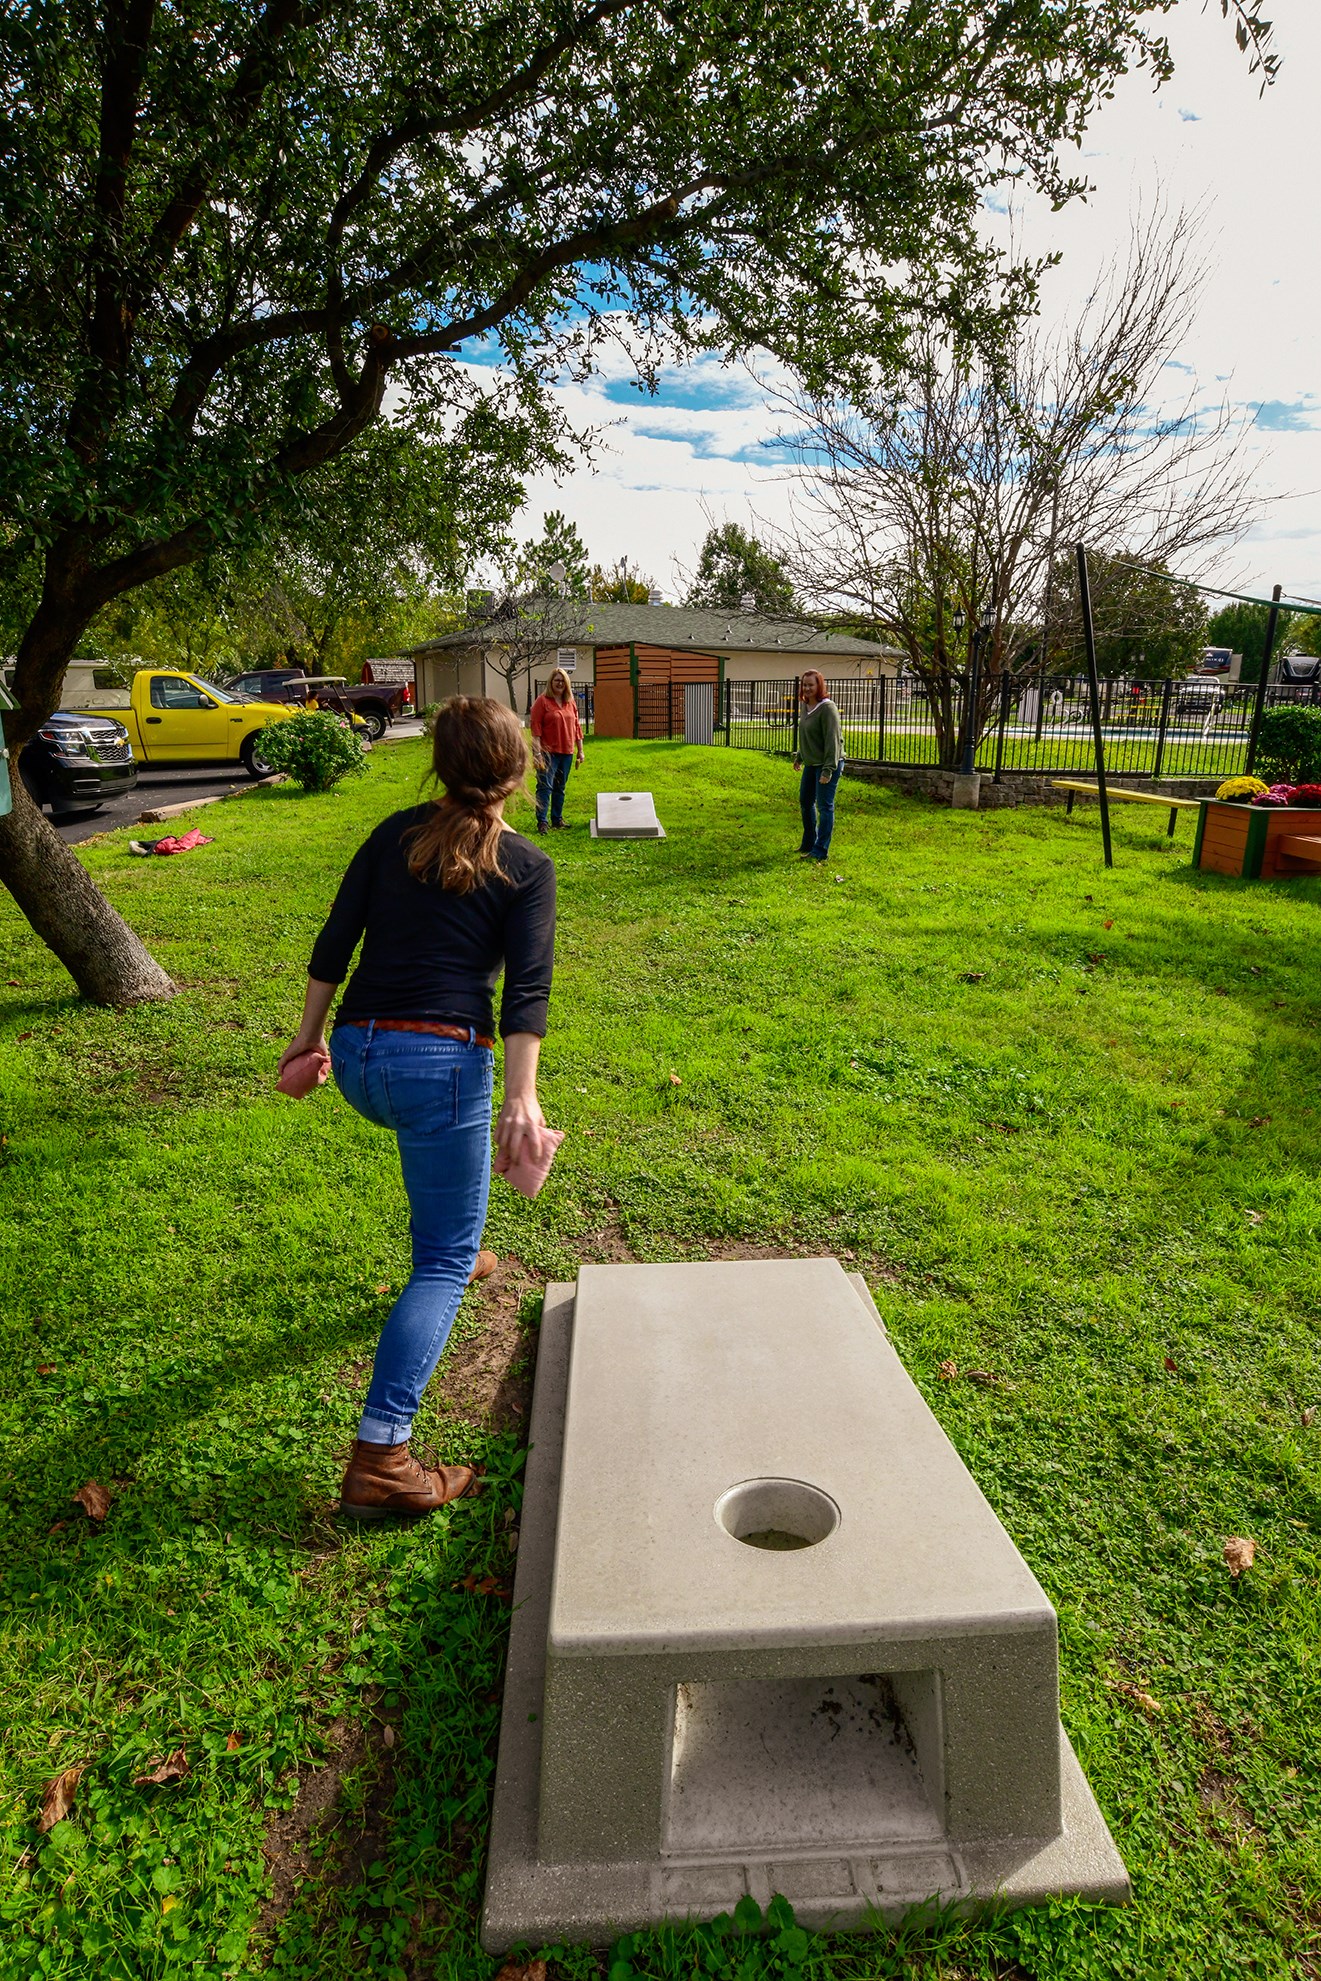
[240,732,276,779]
[359,707,388,742]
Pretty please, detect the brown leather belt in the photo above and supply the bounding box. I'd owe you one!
[345,1019,494,1048]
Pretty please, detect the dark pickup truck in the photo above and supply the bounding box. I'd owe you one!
[227,668,406,741]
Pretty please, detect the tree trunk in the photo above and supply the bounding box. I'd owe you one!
[0,780,176,1004]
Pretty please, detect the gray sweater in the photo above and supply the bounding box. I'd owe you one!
[798,697,842,768]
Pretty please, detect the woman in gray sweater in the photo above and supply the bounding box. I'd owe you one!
[793,669,843,860]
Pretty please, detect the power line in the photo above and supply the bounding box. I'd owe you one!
[1110,561,1321,618]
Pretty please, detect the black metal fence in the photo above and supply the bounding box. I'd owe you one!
[717,675,1321,781]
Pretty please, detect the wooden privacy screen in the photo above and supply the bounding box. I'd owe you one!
[1193,801,1321,878]
[591,645,724,739]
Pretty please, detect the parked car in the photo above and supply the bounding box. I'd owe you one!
[226,668,405,740]
[20,710,140,818]
[1172,677,1223,716]
[62,665,298,774]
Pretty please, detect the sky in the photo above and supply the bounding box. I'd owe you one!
[491,3,1321,606]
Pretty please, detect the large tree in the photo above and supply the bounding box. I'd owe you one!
[685,523,798,616]
[0,1,1275,999]
[776,213,1260,765]
[1045,551,1209,679]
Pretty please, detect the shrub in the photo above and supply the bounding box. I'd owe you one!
[1255,704,1321,785]
[255,711,367,792]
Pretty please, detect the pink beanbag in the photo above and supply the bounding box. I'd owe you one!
[276,1047,331,1098]
[493,1126,565,1198]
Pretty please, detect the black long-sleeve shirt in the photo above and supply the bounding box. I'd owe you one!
[308,807,556,1037]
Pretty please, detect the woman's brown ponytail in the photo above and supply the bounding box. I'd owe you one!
[405,697,529,893]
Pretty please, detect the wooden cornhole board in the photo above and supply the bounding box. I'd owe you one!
[1193,801,1321,878]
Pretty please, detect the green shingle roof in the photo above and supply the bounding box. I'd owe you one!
[410,601,900,660]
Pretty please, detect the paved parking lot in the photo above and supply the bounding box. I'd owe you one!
[53,719,427,845]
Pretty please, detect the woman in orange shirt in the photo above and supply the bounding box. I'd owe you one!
[528,666,585,832]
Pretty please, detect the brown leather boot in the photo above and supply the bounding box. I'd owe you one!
[338,1440,477,1521]
[467,1249,498,1285]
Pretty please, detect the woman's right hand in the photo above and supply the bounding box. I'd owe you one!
[495,1090,548,1171]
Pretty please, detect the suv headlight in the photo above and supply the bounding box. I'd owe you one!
[37,726,91,756]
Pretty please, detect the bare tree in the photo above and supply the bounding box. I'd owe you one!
[477,588,589,713]
[775,212,1261,765]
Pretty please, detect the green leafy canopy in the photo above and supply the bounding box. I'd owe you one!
[2,0,1228,738]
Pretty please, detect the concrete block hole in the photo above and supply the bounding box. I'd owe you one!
[664,1672,944,1856]
[714,1476,840,1551]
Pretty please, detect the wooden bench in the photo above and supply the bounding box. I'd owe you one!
[1276,834,1321,869]
[1051,780,1202,838]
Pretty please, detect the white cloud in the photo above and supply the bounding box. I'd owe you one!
[509,7,1321,597]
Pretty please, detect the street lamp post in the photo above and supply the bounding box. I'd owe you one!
[960,604,995,777]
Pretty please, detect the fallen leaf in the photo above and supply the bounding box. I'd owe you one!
[5,979,20,986]
[1244,1210,1264,1226]
[1164,1356,1178,1373]
[965,1369,999,1387]
[668,1071,682,1085]
[507,1528,519,1553]
[16,1030,31,1040]
[834,874,845,883]
[1249,964,1262,976]
[47,1521,65,1536]
[133,1748,189,1787]
[72,1480,111,1522]
[1103,919,1114,930]
[1222,1537,1256,1578]
[161,1895,178,1914]
[1248,1116,1272,1129]
[958,971,985,983]
[1107,1677,1161,1717]
[374,1283,391,1294]
[1083,894,1093,901]
[1302,1407,1316,1429]
[381,1724,395,1750]
[224,1733,242,1752]
[937,1359,959,1381]
[37,1763,85,1834]
[37,1362,55,1375]
[1087,952,1107,965]
[494,1961,548,1981]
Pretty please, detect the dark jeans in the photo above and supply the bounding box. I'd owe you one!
[536,752,574,826]
[329,1023,493,1445]
[799,763,839,858]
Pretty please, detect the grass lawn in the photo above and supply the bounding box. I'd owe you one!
[1,738,1319,1981]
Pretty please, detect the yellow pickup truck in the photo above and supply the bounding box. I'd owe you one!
[62,665,297,776]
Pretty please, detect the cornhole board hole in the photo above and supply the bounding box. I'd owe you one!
[591,791,666,839]
[1193,800,1321,878]
[482,1260,1128,1950]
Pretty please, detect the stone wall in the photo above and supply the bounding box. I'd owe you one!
[843,761,1225,810]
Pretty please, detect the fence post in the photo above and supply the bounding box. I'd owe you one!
[724,677,731,743]
[791,690,799,756]
[1076,544,1114,869]
[877,675,886,761]
[992,673,1011,781]
[1152,678,1173,780]
[1245,583,1283,774]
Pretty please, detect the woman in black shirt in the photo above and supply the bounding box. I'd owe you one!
[279,697,556,1519]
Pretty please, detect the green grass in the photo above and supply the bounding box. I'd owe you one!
[1,739,1319,1981]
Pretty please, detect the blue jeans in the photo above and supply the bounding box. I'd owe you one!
[799,764,839,858]
[536,751,574,826]
[329,1023,493,1445]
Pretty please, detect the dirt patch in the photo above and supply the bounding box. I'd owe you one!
[258,1706,396,1934]
[434,1255,541,1431]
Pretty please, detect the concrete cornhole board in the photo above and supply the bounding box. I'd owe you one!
[590,791,666,838]
[482,1259,1127,1950]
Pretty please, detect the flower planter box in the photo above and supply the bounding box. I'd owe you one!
[1193,801,1321,879]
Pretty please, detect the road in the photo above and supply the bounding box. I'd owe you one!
[53,719,428,845]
